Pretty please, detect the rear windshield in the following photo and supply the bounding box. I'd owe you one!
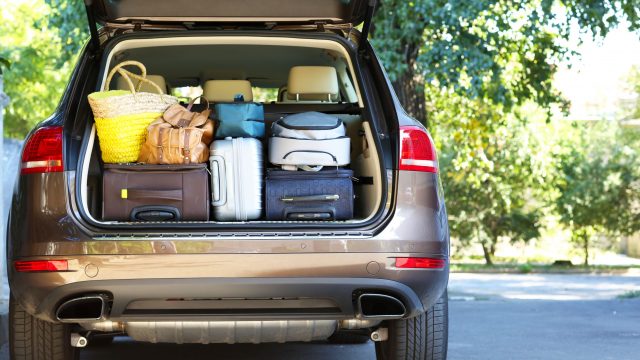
[106,42,359,104]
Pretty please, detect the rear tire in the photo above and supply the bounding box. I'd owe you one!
[375,290,448,360]
[9,297,79,360]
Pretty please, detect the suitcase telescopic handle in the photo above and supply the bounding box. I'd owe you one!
[210,154,227,207]
[280,194,340,202]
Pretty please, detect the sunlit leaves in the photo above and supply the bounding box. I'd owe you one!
[555,121,640,249]
[371,0,638,115]
[1,0,84,138]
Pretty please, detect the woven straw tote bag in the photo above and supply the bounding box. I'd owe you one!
[88,60,178,163]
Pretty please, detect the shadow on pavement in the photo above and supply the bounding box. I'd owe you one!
[81,338,374,360]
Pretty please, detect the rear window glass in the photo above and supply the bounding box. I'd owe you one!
[171,86,203,102]
[252,87,278,103]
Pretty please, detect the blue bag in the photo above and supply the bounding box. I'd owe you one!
[214,95,265,138]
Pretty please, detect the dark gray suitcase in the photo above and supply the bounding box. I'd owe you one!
[265,169,354,220]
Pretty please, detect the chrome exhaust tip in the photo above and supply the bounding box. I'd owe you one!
[357,293,407,319]
[56,294,110,323]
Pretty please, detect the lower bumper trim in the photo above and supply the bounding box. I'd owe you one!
[37,277,425,322]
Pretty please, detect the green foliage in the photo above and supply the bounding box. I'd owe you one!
[45,0,89,65]
[432,91,550,264]
[617,290,640,299]
[371,0,639,117]
[621,66,640,120]
[1,0,85,138]
[555,121,640,264]
[371,0,640,264]
[518,263,533,274]
[0,56,10,75]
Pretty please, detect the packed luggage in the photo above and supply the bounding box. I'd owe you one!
[102,163,210,221]
[210,137,263,221]
[91,61,357,223]
[265,168,354,220]
[214,94,265,139]
[137,96,214,164]
[87,61,178,163]
[269,112,350,171]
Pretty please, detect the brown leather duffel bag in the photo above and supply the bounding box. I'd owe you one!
[138,97,214,164]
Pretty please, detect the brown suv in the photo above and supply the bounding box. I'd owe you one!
[7,1,450,359]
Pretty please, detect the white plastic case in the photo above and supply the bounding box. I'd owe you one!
[209,137,263,221]
[268,136,351,168]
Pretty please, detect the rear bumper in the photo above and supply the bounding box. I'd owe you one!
[10,253,448,323]
[34,277,429,322]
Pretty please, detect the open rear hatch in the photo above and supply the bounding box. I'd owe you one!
[84,0,376,47]
[86,0,371,25]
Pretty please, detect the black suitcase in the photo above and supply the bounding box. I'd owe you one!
[265,169,354,220]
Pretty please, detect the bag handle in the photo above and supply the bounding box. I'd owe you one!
[210,155,227,207]
[130,206,181,221]
[186,96,210,111]
[282,150,338,163]
[104,60,165,96]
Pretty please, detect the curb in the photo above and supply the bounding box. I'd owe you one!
[450,268,640,275]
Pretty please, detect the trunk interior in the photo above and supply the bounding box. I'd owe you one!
[79,35,385,226]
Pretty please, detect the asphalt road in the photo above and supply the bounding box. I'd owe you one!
[5,273,639,360]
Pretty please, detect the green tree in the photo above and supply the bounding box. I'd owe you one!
[432,93,549,264]
[1,0,86,138]
[370,0,639,125]
[555,122,640,265]
[45,0,89,64]
[621,65,640,120]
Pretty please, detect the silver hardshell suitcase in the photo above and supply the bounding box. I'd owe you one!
[209,137,263,221]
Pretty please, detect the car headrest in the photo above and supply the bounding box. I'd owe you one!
[117,75,168,94]
[287,66,339,102]
[203,80,253,102]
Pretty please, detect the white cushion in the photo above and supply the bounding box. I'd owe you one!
[287,66,339,102]
[203,80,253,102]
[117,75,168,94]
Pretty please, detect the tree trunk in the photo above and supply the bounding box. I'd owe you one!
[481,243,494,265]
[583,233,590,266]
[369,3,428,127]
[392,67,428,127]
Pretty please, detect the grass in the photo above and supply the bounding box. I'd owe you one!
[451,262,640,274]
[617,290,640,299]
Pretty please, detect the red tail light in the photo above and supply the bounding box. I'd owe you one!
[21,126,64,174]
[395,257,446,269]
[14,260,69,272]
[399,126,437,173]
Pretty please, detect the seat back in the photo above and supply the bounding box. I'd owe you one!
[286,66,340,103]
[203,80,253,102]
